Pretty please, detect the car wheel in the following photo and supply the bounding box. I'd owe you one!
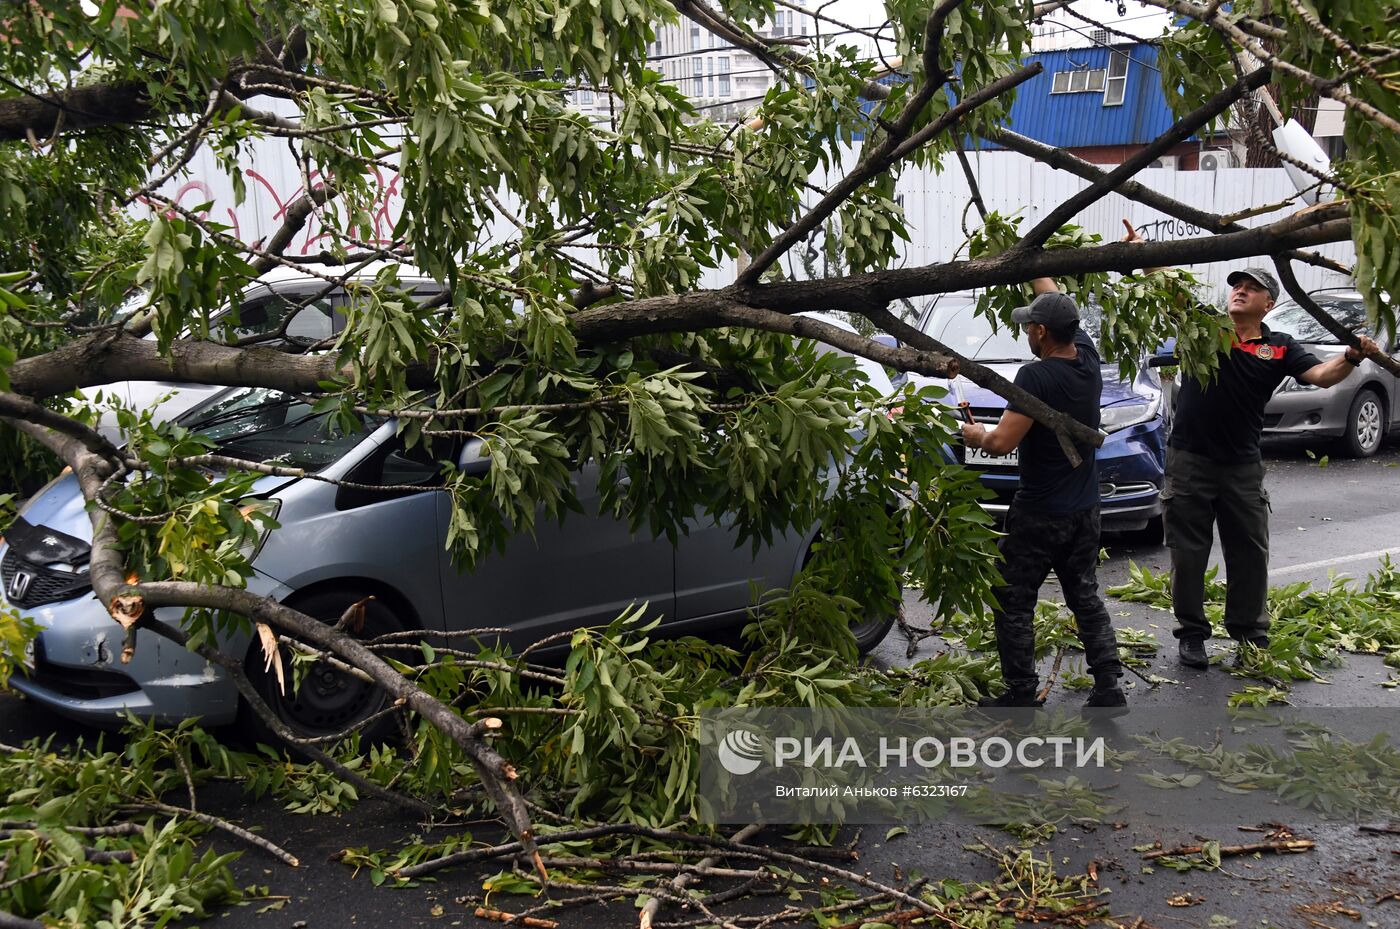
[851,604,899,655]
[241,590,406,747]
[1338,388,1385,458]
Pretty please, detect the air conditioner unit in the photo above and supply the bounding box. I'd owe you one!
[1198,149,1234,171]
[1147,155,1178,170]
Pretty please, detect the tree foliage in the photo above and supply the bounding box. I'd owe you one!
[0,0,1395,878]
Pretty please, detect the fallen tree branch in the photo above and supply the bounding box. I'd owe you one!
[1142,838,1315,860]
[117,802,300,867]
[639,821,766,929]
[982,126,1351,278]
[1272,257,1400,377]
[1359,824,1400,836]
[397,823,939,915]
[473,907,558,928]
[1017,67,1272,251]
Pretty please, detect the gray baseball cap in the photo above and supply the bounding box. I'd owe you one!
[1011,292,1080,328]
[1226,267,1280,301]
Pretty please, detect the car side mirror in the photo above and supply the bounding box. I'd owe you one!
[457,437,492,476]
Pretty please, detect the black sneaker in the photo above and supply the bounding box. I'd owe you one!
[1178,636,1208,669]
[1081,685,1129,719]
[977,689,1044,708]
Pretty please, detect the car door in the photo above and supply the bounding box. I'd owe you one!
[672,515,806,623]
[435,450,675,652]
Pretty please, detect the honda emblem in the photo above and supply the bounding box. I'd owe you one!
[8,570,33,602]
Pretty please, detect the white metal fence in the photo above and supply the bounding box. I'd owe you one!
[165,142,1354,305]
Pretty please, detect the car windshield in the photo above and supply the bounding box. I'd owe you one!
[182,388,379,470]
[921,302,1035,362]
[1265,296,1370,344]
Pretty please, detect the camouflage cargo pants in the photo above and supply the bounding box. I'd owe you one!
[992,504,1122,690]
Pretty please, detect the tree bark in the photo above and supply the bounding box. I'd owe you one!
[0,80,155,142]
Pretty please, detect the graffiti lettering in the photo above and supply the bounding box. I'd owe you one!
[1134,218,1202,241]
[144,165,405,255]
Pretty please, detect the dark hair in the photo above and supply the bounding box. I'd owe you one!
[1044,319,1078,344]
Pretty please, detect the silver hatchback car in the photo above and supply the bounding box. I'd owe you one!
[1262,289,1399,457]
[5,350,896,740]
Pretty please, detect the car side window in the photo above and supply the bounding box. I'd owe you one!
[234,295,335,344]
[335,434,456,509]
[380,440,447,487]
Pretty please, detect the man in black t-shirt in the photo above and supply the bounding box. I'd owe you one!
[961,284,1125,715]
[1159,266,1380,668]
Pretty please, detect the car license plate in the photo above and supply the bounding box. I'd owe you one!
[965,446,1018,468]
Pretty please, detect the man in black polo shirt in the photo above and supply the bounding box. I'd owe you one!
[1165,267,1380,667]
[961,283,1126,715]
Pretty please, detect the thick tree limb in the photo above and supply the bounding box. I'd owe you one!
[7,425,528,838]
[1273,258,1400,378]
[7,208,1350,433]
[0,79,156,142]
[0,910,44,929]
[1017,68,1272,250]
[8,333,351,399]
[982,126,1351,277]
[0,392,123,462]
[731,208,1348,312]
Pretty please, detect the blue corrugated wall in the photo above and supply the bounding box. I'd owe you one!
[838,43,1186,148]
[979,44,1183,148]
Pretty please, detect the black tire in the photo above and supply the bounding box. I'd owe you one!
[1338,388,1385,458]
[240,590,405,747]
[851,604,899,655]
[801,538,899,656]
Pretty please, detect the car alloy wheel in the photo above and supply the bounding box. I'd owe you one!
[1341,388,1384,458]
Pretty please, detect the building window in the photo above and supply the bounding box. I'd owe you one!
[1104,52,1129,106]
[693,59,703,96]
[1051,68,1108,94]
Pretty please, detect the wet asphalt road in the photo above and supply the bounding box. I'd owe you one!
[3,436,1398,928]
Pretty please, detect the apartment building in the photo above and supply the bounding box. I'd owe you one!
[572,4,810,122]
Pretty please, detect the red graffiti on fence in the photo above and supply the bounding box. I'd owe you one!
[141,168,405,255]
[242,168,402,253]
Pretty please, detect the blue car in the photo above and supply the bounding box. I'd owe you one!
[908,298,1169,543]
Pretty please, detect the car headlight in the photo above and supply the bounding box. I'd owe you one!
[1100,397,1160,434]
[237,499,281,562]
[1277,377,1318,393]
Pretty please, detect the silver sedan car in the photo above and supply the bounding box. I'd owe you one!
[1263,289,1399,457]
[5,349,896,740]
